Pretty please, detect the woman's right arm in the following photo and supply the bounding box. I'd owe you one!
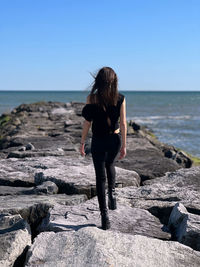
[80,95,92,156]
[119,98,127,159]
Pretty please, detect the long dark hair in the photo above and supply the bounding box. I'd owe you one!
[89,67,118,107]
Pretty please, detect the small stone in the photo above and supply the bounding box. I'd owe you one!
[26,143,35,150]
[34,181,59,195]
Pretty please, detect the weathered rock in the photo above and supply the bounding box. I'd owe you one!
[0,182,58,196]
[35,159,140,198]
[38,197,170,240]
[25,228,200,267]
[0,156,140,197]
[0,194,87,225]
[34,181,58,194]
[0,185,34,196]
[26,143,35,150]
[116,137,183,182]
[0,158,35,187]
[144,166,200,191]
[168,203,200,251]
[115,166,200,227]
[0,213,31,267]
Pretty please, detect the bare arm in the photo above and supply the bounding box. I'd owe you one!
[81,120,91,145]
[80,96,92,156]
[119,98,127,159]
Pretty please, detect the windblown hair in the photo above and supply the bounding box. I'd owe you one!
[89,67,119,108]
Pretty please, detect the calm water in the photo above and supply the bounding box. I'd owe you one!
[0,90,200,157]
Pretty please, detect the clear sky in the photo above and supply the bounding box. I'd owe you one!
[0,0,199,91]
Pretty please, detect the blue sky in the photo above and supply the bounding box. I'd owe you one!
[0,0,199,91]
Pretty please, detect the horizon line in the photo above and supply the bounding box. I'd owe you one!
[0,90,200,92]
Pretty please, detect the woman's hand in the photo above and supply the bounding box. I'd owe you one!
[119,146,126,160]
[80,143,86,157]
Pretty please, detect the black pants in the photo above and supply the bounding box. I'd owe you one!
[91,133,121,212]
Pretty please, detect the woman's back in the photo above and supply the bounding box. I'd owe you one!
[82,93,124,137]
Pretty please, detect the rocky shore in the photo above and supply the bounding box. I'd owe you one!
[0,101,200,267]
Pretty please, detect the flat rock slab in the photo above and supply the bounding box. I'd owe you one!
[0,194,87,225]
[39,197,170,240]
[0,158,35,187]
[0,213,31,267]
[0,181,58,196]
[0,156,140,197]
[35,158,140,198]
[0,185,35,196]
[144,165,200,191]
[25,228,200,267]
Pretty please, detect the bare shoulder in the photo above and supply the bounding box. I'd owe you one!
[86,95,91,104]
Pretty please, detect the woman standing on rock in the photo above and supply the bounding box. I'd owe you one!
[80,66,127,230]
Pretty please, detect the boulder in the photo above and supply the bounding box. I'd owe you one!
[116,137,183,182]
[0,156,140,197]
[0,213,31,267]
[168,203,200,251]
[25,228,200,267]
[34,181,58,195]
[34,159,140,198]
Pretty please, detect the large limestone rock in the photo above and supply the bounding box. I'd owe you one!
[0,156,140,197]
[115,166,200,225]
[38,197,171,240]
[0,194,87,225]
[0,158,35,187]
[168,203,200,251]
[34,159,140,198]
[116,136,184,182]
[25,228,200,267]
[0,213,31,267]
[144,165,200,190]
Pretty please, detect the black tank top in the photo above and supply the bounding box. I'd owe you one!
[82,93,125,137]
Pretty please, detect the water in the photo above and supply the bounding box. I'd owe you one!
[0,90,199,157]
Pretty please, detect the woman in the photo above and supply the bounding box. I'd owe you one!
[80,66,127,230]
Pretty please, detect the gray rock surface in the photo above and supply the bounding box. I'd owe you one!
[0,156,140,197]
[168,203,200,251]
[34,159,140,197]
[38,197,171,240]
[0,213,31,267]
[0,194,87,225]
[0,158,35,187]
[116,136,184,181]
[25,228,200,267]
[0,181,58,196]
[144,165,200,191]
[115,166,200,226]
[34,181,58,194]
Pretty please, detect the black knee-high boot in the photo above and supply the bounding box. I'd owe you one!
[108,188,117,210]
[101,209,110,230]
